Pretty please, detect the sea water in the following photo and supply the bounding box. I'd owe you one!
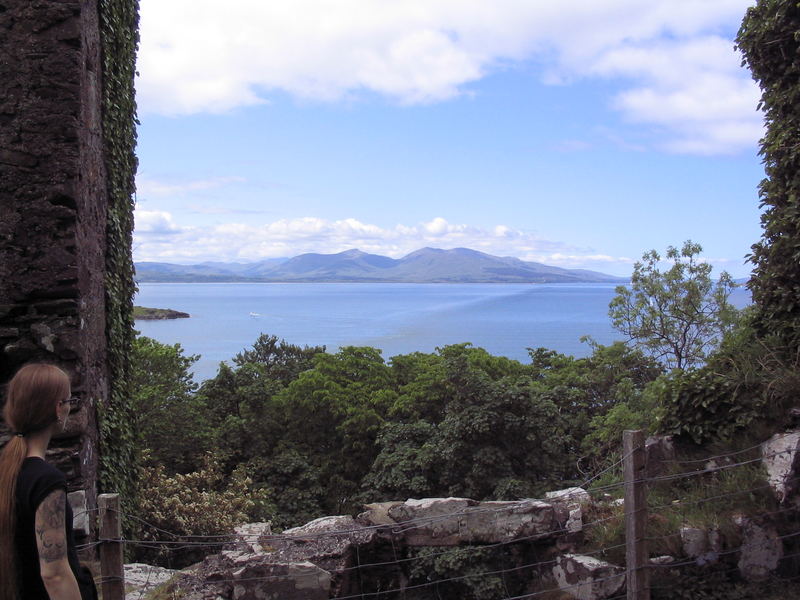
[134,282,752,383]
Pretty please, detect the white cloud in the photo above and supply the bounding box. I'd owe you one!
[133,211,642,270]
[137,0,759,153]
[587,36,762,153]
[134,210,181,234]
[136,175,246,198]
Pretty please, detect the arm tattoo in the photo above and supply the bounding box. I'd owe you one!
[35,489,68,563]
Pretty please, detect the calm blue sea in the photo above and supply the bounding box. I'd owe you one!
[134,283,752,383]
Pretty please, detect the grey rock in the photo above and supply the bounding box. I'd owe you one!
[356,501,403,526]
[67,490,89,536]
[461,500,559,543]
[274,515,378,575]
[546,487,592,506]
[231,522,272,554]
[380,497,559,545]
[680,527,708,558]
[762,431,800,503]
[3,338,38,360]
[546,488,590,537]
[30,322,56,352]
[565,506,583,534]
[708,528,723,553]
[551,554,625,600]
[735,516,783,581]
[124,563,178,600]
[231,560,330,600]
[645,435,675,478]
[166,554,330,600]
[387,497,477,546]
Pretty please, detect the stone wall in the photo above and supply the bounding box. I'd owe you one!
[0,0,109,540]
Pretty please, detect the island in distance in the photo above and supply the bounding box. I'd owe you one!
[133,306,191,320]
[134,247,627,284]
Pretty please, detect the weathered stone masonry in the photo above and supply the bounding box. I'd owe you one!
[0,0,109,541]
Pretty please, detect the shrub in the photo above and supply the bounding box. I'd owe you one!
[135,453,274,568]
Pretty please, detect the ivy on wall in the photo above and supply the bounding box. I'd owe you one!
[98,0,139,511]
[737,1,800,347]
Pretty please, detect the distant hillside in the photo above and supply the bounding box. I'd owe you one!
[134,248,627,284]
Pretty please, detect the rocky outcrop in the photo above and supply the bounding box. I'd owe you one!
[124,564,178,600]
[679,527,722,565]
[230,522,273,554]
[680,527,708,559]
[160,495,584,600]
[545,487,592,505]
[734,516,783,581]
[138,460,799,600]
[164,555,331,600]
[357,497,560,546]
[551,554,625,600]
[546,487,591,538]
[762,431,800,503]
[645,435,675,478]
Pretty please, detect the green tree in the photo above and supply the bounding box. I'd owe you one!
[274,346,395,514]
[130,336,205,473]
[232,333,325,383]
[437,353,570,498]
[609,241,738,370]
[362,421,439,500]
[365,346,571,501]
[197,334,325,469]
[737,1,800,347]
[526,342,662,469]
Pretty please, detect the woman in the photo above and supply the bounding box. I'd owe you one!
[0,363,93,600]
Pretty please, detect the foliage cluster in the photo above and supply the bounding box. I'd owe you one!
[651,566,800,600]
[584,461,773,568]
[609,241,737,370]
[135,452,272,568]
[605,241,799,446]
[405,546,518,600]
[98,0,140,513]
[737,0,800,348]
[658,310,800,444]
[130,334,663,545]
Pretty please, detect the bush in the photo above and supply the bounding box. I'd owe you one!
[656,367,762,445]
[134,453,274,568]
[659,313,800,444]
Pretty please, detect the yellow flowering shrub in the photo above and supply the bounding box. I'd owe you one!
[135,453,273,567]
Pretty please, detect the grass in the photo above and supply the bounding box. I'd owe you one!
[582,452,774,564]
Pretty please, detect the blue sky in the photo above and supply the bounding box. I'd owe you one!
[133,0,764,277]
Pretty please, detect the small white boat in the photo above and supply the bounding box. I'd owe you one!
[249,312,261,317]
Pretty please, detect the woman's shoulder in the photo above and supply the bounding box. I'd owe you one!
[20,456,65,478]
[18,457,67,507]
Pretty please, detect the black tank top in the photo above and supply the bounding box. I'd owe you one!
[14,457,85,599]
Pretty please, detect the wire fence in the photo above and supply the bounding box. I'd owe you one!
[88,431,800,600]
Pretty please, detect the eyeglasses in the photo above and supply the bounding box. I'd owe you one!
[59,397,79,408]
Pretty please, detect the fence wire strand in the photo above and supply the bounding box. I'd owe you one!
[92,434,800,599]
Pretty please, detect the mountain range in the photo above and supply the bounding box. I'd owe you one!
[134,248,627,284]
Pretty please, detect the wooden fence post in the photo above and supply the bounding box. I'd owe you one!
[98,493,125,600]
[624,430,650,600]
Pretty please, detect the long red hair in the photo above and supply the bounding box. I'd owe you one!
[0,364,70,600]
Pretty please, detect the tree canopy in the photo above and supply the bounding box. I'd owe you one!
[609,241,737,370]
[737,0,800,347]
